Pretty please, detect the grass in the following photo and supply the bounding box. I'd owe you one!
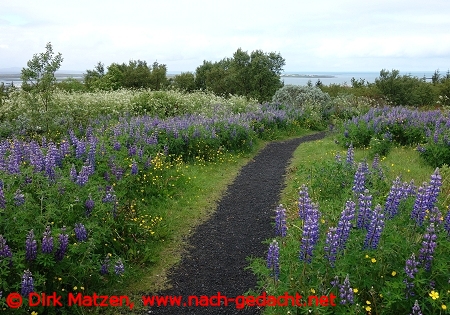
[281,137,435,209]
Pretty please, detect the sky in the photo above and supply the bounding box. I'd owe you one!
[1,0,449,73]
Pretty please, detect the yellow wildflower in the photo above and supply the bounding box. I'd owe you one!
[429,290,439,300]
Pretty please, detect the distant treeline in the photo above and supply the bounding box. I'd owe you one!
[57,48,285,103]
[1,46,449,107]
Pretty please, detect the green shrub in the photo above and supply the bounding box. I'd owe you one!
[272,85,331,107]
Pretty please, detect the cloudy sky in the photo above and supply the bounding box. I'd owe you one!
[1,0,449,73]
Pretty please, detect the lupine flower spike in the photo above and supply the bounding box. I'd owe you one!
[404,253,419,298]
[339,275,354,305]
[25,230,37,261]
[267,240,280,281]
[21,270,34,297]
[275,204,287,237]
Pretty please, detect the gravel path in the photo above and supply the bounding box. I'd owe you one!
[147,132,326,314]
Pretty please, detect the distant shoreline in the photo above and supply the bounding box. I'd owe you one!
[281,74,335,79]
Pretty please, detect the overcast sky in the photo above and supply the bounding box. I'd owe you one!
[1,0,449,73]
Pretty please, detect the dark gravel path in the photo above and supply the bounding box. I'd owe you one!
[147,132,326,315]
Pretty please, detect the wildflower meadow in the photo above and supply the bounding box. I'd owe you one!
[251,107,450,314]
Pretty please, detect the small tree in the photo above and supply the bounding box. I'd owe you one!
[21,42,63,112]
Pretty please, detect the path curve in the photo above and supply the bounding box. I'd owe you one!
[147,132,326,314]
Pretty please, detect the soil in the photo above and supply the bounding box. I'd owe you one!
[146,132,326,314]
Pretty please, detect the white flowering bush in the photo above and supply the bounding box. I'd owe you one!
[0,89,260,137]
[131,89,259,118]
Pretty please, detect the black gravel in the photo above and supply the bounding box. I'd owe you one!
[146,132,326,315]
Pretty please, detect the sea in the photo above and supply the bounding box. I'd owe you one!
[0,71,437,88]
[280,71,436,86]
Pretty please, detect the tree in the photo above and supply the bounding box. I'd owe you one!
[194,48,285,102]
[21,42,63,112]
[375,69,435,106]
[84,62,105,89]
[248,50,285,102]
[173,72,196,92]
[149,61,169,90]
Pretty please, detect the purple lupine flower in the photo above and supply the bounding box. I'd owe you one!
[44,144,58,180]
[425,168,442,211]
[41,226,53,254]
[21,270,34,297]
[384,176,404,218]
[115,258,125,275]
[352,163,367,194]
[275,204,287,237]
[29,141,45,172]
[74,223,88,242]
[444,206,450,237]
[59,139,71,159]
[346,143,354,166]
[403,180,417,198]
[113,141,121,151]
[128,145,137,157]
[131,160,138,175]
[298,185,313,221]
[428,206,443,226]
[76,165,90,186]
[418,223,437,272]
[335,153,342,163]
[404,253,419,298]
[87,136,97,173]
[55,227,69,261]
[14,189,25,206]
[267,240,280,281]
[336,201,355,251]
[7,151,20,174]
[299,203,320,263]
[0,235,12,264]
[25,230,37,261]
[324,227,339,267]
[0,185,5,209]
[357,189,372,229]
[100,256,110,275]
[75,139,86,159]
[410,300,423,315]
[49,143,62,167]
[372,154,380,169]
[102,186,116,203]
[339,275,354,305]
[110,162,124,181]
[364,204,385,249]
[411,183,428,227]
[85,195,95,217]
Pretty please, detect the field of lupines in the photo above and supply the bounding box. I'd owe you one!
[252,145,450,314]
[251,107,450,314]
[0,96,314,313]
[0,89,260,138]
[338,106,450,167]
